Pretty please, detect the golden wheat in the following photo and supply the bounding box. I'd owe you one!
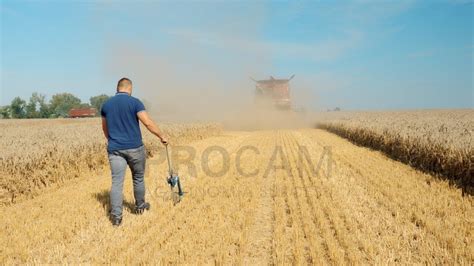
[0,118,221,204]
[315,109,473,194]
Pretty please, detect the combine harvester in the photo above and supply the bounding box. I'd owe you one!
[251,75,295,111]
[244,75,308,129]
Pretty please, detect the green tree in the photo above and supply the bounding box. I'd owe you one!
[39,101,52,118]
[26,92,47,118]
[89,94,110,114]
[10,97,27,118]
[25,101,37,118]
[0,106,11,119]
[49,93,82,118]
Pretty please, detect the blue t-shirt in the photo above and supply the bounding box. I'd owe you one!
[101,92,146,152]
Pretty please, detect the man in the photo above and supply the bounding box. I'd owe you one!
[101,77,168,226]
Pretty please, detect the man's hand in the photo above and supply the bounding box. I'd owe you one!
[160,136,169,145]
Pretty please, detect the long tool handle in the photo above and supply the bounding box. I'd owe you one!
[165,144,173,176]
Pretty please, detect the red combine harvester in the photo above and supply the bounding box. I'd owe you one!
[252,75,294,110]
[68,108,97,118]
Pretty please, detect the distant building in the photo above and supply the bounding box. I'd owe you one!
[68,108,97,118]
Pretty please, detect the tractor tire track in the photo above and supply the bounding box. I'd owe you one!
[241,132,276,265]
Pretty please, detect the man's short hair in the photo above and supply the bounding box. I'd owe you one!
[117,77,132,91]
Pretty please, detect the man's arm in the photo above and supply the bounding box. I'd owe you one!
[137,111,168,144]
[101,117,109,139]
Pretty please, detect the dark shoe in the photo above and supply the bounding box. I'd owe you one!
[111,216,122,226]
[134,202,150,215]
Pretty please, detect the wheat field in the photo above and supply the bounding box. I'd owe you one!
[0,118,221,204]
[0,117,472,264]
[316,109,474,194]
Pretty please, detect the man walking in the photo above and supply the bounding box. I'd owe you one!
[101,77,168,226]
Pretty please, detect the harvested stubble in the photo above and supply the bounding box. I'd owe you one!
[315,109,473,194]
[0,118,221,204]
[1,129,472,264]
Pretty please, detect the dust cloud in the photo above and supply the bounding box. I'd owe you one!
[104,43,312,130]
[100,2,315,130]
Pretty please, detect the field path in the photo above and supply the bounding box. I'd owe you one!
[1,129,472,264]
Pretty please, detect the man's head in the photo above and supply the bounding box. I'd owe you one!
[117,77,133,94]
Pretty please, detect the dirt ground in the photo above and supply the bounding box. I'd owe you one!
[1,129,472,264]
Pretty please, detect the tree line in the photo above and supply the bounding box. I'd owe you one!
[0,93,110,119]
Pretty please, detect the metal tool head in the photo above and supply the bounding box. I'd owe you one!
[167,174,179,187]
[164,144,185,205]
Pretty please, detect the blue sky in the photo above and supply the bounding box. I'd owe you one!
[1,0,473,110]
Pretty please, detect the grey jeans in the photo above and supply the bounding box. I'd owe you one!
[108,145,146,218]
